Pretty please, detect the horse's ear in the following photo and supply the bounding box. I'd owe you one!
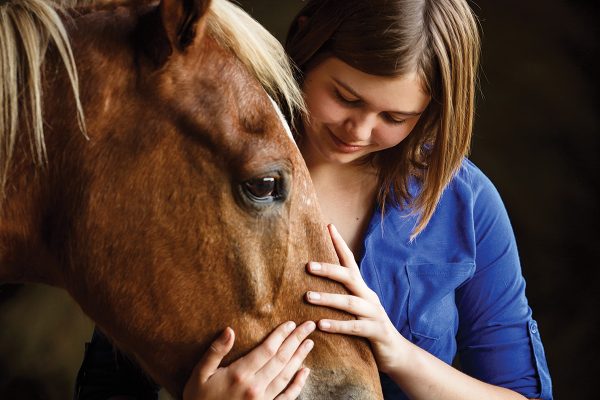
[137,0,211,68]
[159,0,212,50]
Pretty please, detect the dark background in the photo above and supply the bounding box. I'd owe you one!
[1,1,597,399]
[467,1,598,398]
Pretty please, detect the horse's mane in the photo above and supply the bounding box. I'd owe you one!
[206,0,305,122]
[0,0,85,198]
[0,0,304,199]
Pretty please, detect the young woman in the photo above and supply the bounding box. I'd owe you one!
[76,0,552,399]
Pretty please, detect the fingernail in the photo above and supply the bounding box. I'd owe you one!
[221,327,231,343]
[319,320,331,330]
[304,321,316,332]
[302,367,311,380]
[307,291,321,301]
[285,321,296,332]
[309,262,321,271]
[304,339,314,351]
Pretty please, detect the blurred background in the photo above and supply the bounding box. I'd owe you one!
[1,0,597,398]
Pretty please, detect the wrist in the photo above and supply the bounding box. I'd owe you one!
[377,324,412,376]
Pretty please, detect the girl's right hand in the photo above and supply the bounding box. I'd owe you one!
[183,321,316,400]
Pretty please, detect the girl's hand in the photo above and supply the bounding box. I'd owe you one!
[305,224,404,374]
[183,321,315,400]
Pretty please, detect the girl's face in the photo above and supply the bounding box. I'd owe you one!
[301,57,430,167]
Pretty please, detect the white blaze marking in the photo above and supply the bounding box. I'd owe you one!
[268,96,297,148]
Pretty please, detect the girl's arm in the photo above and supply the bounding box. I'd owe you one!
[305,224,539,400]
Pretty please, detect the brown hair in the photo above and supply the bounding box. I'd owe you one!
[286,0,480,238]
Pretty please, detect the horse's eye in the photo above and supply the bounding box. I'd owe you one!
[244,176,279,201]
[237,169,289,210]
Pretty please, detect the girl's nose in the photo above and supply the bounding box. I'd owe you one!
[343,112,377,142]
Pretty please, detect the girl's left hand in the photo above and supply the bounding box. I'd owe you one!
[305,224,405,374]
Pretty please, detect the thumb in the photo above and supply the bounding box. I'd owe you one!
[184,327,235,392]
[196,327,235,382]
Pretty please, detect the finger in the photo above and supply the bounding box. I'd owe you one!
[196,327,235,383]
[266,337,314,397]
[234,321,296,373]
[318,318,376,338]
[256,321,315,385]
[307,261,351,283]
[328,224,358,269]
[273,367,311,400]
[307,262,369,296]
[306,291,375,317]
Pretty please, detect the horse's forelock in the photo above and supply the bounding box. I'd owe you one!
[58,0,155,9]
[207,0,306,128]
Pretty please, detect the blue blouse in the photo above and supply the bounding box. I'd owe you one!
[360,159,552,399]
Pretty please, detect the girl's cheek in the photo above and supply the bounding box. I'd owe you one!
[380,125,414,148]
[308,96,346,123]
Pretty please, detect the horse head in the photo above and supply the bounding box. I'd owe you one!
[0,0,382,398]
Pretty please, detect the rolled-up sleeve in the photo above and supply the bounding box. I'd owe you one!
[455,172,552,399]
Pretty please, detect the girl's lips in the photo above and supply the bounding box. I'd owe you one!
[328,131,367,153]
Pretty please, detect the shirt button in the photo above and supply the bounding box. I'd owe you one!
[530,321,538,334]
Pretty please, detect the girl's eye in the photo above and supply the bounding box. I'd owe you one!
[333,89,360,106]
[383,113,406,125]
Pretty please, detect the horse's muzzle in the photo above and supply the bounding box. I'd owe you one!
[299,368,382,399]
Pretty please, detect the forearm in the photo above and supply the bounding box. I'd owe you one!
[386,332,528,400]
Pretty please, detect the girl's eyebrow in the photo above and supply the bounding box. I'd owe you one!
[332,77,423,116]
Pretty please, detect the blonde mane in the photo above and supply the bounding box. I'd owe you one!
[206,0,306,123]
[0,0,85,199]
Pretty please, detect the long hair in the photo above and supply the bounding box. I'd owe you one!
[286,0,480,238]
[0,0,85,199]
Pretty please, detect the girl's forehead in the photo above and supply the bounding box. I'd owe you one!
[311,57,430,114]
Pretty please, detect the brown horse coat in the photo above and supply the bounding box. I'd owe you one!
[0,0,382,398]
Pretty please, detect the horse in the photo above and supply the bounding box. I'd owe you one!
[0,0,383,398]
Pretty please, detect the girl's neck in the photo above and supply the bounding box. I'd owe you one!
[308,160,378,196]
[300,138,380,257]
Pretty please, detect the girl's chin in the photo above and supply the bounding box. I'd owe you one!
[302,130,372,166]
[320,149,371,166]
